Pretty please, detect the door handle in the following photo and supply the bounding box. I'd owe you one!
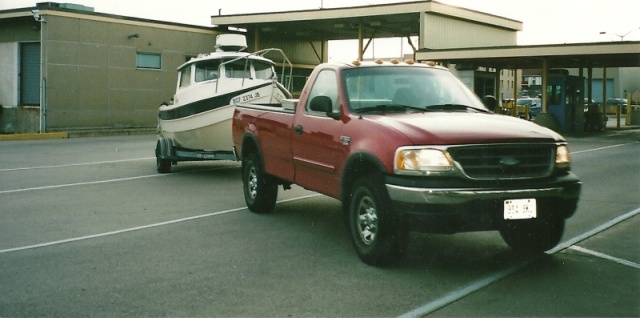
[294,125,303,135]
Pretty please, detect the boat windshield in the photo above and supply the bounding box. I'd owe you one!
[343,66,487,113]
[253,61,276,80]
[226,60,252,79]
[223,59,275,80]
[179,66,191,88]
[195,60,220,82]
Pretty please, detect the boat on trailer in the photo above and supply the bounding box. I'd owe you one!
[155,34,292,173]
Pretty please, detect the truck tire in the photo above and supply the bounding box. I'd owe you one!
[155,139,171,174]
[243,153,278,214]
[348,174,408,266]
[499,216,565,254]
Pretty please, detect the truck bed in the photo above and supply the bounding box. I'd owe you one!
[236,99,297,114]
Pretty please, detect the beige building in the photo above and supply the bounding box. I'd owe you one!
[0,1,541,134]
[0,2,221,133]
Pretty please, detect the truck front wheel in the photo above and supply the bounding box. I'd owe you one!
[243,153,278,214]
[500,216,565,254]
[348,175,408,266]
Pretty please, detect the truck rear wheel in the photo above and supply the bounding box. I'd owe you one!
[500,216,565,254]
[243,153,278,214]
[348,174,408,266]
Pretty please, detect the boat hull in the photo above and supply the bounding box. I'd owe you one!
[159,105,234,152]
[158,82,288,152]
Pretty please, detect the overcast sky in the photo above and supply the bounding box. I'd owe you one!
[2,0,639,60]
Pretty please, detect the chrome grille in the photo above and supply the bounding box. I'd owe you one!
[448,144,555,180]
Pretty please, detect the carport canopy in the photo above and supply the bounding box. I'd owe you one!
[211,1,522,60]
[415,41,640,69]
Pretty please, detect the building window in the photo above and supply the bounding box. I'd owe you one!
[20,42,41,106]
[136,52,161,69]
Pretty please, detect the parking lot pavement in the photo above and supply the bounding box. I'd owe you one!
[1,128,638,317]
[420,212,640,317]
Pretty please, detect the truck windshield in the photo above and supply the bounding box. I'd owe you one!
[343,66,487,113]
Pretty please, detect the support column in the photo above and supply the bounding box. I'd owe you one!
[535,58,560,132]
[358,23,364,61]
[541,58,548,113]
[253,28,261,51]
[513,69,519,118]
[495,68,501,113]
[602,67,607,130]
[587,67,593,103]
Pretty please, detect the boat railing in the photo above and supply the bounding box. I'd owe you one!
[217,48,293,94]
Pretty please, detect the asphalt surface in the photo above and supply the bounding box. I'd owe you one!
[0,128,638,317]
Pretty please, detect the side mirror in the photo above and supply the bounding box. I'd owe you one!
[483,95,497,112]
[309,95,341,119]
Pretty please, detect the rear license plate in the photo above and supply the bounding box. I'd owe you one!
[504,199,536,220]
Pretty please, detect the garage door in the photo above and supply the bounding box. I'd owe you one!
[20,42,41,106]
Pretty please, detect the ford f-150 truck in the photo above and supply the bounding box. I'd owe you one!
[231,59,581,266]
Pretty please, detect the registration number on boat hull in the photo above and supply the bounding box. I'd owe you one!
[504,199,536,220]
[232,92,261,105]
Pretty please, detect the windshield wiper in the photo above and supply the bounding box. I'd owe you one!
[356,104,427,114]
[424,104,486,112]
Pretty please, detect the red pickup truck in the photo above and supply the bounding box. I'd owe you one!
[232,60,581,266]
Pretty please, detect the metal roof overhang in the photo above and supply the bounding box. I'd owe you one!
[210,0,521,42]
[415,41,640,69]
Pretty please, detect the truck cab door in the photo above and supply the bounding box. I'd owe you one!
[292,69,344,198]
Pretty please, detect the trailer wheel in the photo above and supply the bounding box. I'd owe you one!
[500,216,564,254]
[155,139,171,173]
[348,174,408,266]
[242,153,278,213]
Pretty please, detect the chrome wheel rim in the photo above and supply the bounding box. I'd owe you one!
[247,165,258,200]
[356,196,378,245]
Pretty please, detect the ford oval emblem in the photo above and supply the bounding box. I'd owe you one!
[499,156,520,167]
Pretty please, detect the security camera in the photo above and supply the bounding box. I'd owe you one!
[31,10,44,22]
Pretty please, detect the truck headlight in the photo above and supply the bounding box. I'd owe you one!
[395,148,453,175]
[555,144,571,171]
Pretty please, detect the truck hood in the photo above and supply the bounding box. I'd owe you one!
[374,112,564,145]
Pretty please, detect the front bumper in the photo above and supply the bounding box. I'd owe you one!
[386,182,580,205]
[385,173,581,233]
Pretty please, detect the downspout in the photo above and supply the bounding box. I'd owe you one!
[41,78,46,132]
[38,11,46,133]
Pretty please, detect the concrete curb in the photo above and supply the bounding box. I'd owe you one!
[0,132,69,141]
[0,128,156,141]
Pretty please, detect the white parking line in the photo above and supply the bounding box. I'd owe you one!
[0,194,321,254]
[570,142,638,155]
[0,166,233,195]
[569,245,640,269]
[0,173,167,195]
[398,206,640,318]
[0,157,155,173]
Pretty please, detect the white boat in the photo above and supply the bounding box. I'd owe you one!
[157,34,292,153]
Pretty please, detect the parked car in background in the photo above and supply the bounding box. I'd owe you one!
[606,98,628,114]
[517,97,542,119]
